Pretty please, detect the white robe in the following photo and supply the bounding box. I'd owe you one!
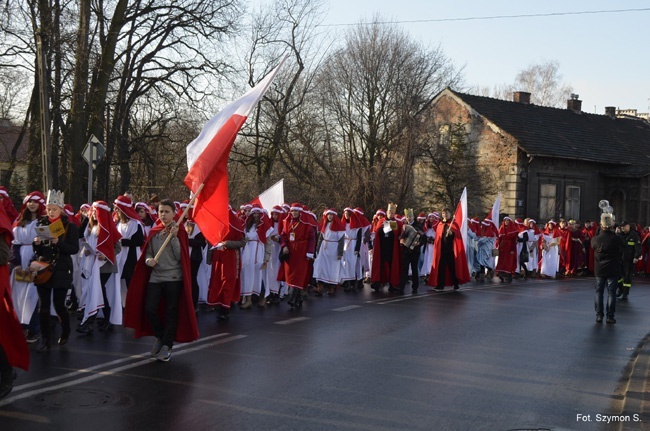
[313,224,344,284]
[524,229,541,272]
[78,232,107,324]
[11,220,39,324]
[240,226,266,296]
[264,222,283,295]
[540,234,561,278]
[339,225,361,281]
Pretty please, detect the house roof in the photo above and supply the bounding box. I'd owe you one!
[438,88,650,178]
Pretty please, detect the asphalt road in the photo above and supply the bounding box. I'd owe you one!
[2,276,650,431]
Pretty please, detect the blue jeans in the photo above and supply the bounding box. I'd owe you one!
[595,277,617,319]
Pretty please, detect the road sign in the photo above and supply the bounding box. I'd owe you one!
[82,135,105,169]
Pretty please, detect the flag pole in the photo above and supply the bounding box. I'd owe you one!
[152,183,205,263]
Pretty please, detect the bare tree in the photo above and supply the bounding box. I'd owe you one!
[489,60,573,108]
[231,0,326,203]
[315,17,462,211]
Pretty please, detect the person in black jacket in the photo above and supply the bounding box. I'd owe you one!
[616,221,642,300]
[32,190,80,351]
[591,213,625,324]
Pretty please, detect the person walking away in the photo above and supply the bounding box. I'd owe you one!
[591,213,625,323]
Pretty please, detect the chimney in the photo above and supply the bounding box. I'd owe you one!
[605,106,616,118]
[513,91,531,104]
[567,93,582,112]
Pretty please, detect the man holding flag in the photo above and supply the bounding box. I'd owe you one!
[428,203,470,291]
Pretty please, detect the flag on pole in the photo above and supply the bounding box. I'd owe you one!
[250,178,285,211]
[184,55,288,245]
[453,187,468,272]
[491,192,501,229]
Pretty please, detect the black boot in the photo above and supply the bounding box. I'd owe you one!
[0,368,16,398]
[77,316,95,335]
[58,311,71,345]
[216,306,230,321]
[37,312,52,352]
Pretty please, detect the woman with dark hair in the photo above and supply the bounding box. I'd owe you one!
[135,201,156,237]
[10,191,46,343]
[32,190,79,352]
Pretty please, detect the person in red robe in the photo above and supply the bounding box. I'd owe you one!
[279,204,316,309]
[0,186,18,223]
[495,216,519,282]
[370,203,403,292]
[563,220,587,276]
[207,207,245,321]
[582,220,598,275]
[0,202,29,398]
[428,208,470,290]
[124,199,199,361]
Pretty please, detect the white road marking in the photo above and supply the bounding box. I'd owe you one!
[274,317,310,325]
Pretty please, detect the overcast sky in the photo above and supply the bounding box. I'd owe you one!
[319,0,649,115]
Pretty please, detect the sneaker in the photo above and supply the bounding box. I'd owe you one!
[156,345,172,362]
[25,331,40,344]
[150,338,163,357]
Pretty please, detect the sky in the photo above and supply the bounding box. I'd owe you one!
[318,0,649,115]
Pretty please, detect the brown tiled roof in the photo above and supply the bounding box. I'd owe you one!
[447,89,650,177]
[0,121,28,163]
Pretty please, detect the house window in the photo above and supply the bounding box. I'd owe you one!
[565,185,581,220]
[438,124,450,146]
[540,184,557,221]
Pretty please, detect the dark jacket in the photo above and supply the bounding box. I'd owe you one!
[33,215,80,288]
[619,229,642,262]
[591,229,625,278]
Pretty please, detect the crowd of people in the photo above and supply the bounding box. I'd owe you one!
[0,185,646,398]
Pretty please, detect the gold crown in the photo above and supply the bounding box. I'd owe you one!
[46,189,65,208]
[387,202,398,213]
[404,208,414,219]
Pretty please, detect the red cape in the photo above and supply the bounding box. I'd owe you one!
[428,220,471,287]
[0,203,29,370]
[371,218,403,286]
[124,224,199,342]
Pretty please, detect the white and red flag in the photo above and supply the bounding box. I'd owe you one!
[184,55,288,245]
[249,178,285,211]
[453,186,468,255]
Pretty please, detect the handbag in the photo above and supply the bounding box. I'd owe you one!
[29,260,54,285]
[14,268,32,283]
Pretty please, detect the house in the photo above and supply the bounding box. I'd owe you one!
[0,118,29,198]
[415,88,650,225]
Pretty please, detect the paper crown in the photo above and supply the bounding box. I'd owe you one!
[46,189,65,208]
[387,202,398,213]
[404,208,414,219]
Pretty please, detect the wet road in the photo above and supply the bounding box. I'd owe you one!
[2,276,650,431]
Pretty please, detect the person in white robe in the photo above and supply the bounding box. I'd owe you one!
[313,209,345,295]
[540,220,561,278]
[239,206,271,309]
[77,201,122,333]
[10,192,45,340]
[264,206,285,305]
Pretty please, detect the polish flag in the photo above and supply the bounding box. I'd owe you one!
[453,187,472,274]
[453,186,468,253]
[249,178,285,211]
[184,55,288,245]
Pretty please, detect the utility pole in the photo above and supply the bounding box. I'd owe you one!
[36,31,52,192]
